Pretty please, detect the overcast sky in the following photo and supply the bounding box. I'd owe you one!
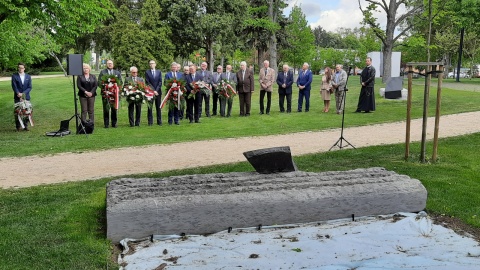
[283,0,391,32]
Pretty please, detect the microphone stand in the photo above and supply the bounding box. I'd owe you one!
[329,67,355,151]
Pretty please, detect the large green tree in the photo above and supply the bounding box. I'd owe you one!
[359,0,423,82]
[281,5,315,73]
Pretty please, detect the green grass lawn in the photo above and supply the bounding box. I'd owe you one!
[1,134,479,269]
[1,75,480,269]
[1,75,480,158]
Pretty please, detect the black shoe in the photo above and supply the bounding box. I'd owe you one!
[112,125,117,128]
[364,111,371,113]
[297,110,302,112]
[175,122,179,125]
[24,127,29,131]
[305,110,309,112]
[189,120,194,123]
[148,123,153,126]
[105,125,109,128]
[259,112,264,115]
[266,112,270,115]
[245,113,250,117]
[169,122,172,125]
[212,112,217,116]
[354,110,361,113]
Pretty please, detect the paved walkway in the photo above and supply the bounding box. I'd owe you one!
[1,111,479,189]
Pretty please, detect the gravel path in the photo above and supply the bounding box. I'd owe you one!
[1,111,479,189]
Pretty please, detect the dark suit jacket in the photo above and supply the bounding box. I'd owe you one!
[98,69,123,86]
[361,65,376,87]
[77,74,98,98]
[124,76,145,86]
[236,69,254,93]
[145,69,162,93]
[276,71,294,95]
[11,73,32,100]
[296,69,313,91]
[185,73,203,93]
[221,71,237,83]
[197,70,212,84]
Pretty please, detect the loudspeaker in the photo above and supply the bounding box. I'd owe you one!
[67,54,84,76]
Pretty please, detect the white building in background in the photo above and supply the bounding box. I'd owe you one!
[367,52,401,78]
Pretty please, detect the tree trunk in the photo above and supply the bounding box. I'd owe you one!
[268,0,278,72]
[206,39,214,72]
[257,49,265,70]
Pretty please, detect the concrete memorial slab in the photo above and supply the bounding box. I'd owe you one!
[106,167,427,243]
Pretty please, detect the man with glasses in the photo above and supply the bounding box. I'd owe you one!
[124,66,145,127]
[11,62,32,131]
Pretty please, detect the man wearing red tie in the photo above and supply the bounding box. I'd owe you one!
[145,60,163,126]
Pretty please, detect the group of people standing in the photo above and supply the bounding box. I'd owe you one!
[10,57,376,131]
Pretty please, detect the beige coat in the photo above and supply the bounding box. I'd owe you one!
[259,67,275,92]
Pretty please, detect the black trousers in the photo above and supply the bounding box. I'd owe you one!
[212,91,219,115]
[147,94,162,125]
[186,92,201,122]
[279,93,292,113]
[199,92,210,117]
[102,98,117,127]
[259,90,271,114]
[219,98,233,117]
[128,102,142,126]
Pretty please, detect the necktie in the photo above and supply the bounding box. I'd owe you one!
[242,71,245,81]
[202,71,205,77]
[265,69,267,76]
[134,77,137,82]
[108,70,111,75]
[192,74,195,80]
[152,70,155,77]
[227,72,229,80]
[174,72,176,79]
[284,73,287,84]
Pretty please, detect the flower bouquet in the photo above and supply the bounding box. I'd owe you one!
[100,74,120,109]
[217,79,237,100]
[188,80,211,99]
[121,81,147,105]
[14,99,34,129]
[137,82,155,108]
[161,79,186,110]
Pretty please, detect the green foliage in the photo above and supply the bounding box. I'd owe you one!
[281,6,315,70]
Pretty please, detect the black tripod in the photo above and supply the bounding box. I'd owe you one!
[70,75,88,137]
[329,67,355,151]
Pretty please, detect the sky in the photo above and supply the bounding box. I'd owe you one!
[283,0,388,32]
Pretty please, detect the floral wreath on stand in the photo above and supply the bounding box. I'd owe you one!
[188,80,211,99]
[121,81,153,107]
[160,78,186,110]
[100,74,120,109]
[217,79,237,100]
[14,96,34,129]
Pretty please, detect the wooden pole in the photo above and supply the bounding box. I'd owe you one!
[432,65,444,162]
[405,65,413,160]
[420,65,431,163]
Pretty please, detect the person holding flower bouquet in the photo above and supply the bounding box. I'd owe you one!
[185,64,203,123]
[11,62,32,131]
[161,78,186,125]
[77,63,98,123]
[124,66,145,127]
[98,59,122,128]
[220,65,237,117]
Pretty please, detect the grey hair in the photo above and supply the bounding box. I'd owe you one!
[171,62,177,67]
[240,61,247,66]
[283,64,289,69]
[130,66,137,72]
[303,62,309,68]
[336,64,343,69]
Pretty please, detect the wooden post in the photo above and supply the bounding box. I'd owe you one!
[432,65,444,162]
[420,65,431,163]
[405,65,413,160]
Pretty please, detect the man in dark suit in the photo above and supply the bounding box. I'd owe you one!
[185,64,203,123]
[276,64,294,113]
[220,64,237,117]
[356,57,376,113]
[124,66,145,127]
[197,61,212,117]
[296,62,313,112]
[236,61,254,116]
[211,65,223,116]
[98,59,123,128]
[145,60,163,126]
[11,62,32,131]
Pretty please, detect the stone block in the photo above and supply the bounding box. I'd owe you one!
[106,168,427,243]
[243,146,297,173]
